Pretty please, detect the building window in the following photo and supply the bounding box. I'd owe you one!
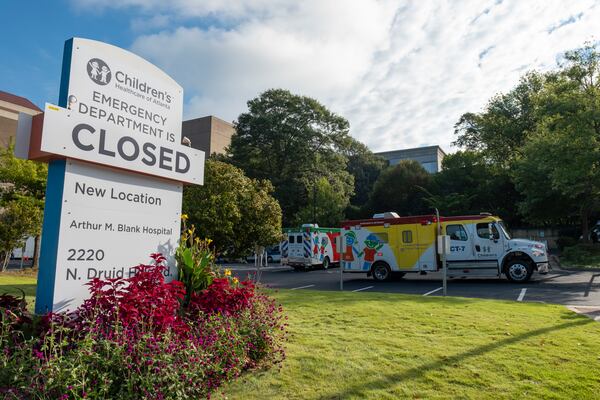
[402,230,413,243]
[421,162,438,173]
[447,225,468,241]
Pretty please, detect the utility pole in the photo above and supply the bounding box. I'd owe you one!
[312,181,316,225]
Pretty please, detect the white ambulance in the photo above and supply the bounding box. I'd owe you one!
[340,212,549,282]
[280,224,341,270]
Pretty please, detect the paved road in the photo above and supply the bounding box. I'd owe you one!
[222,264,600,306]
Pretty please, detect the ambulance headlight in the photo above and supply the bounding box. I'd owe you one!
[531,244,545,257]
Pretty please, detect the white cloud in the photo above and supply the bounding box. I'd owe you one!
[73,0,600,153]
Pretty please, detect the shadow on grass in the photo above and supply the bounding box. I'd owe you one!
[318,317,593,400]
[270,289,514,308]
[0,284,37,297]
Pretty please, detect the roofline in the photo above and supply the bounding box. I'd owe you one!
[0,90,42,112]
[341,214,496,228]
[374,145,446,156]
[183,115,234,127]
[284,227,341,233]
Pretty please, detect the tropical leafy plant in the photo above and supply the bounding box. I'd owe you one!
[175,215,216,305]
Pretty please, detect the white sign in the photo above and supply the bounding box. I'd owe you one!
[34,38,200,313]
[51,160,182,312]
[66,37,183,144]
[41,104,204,184]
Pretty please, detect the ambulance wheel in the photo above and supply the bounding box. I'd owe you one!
[372,262,392,282]
[505,259,533,283]
[267,256,273,263]
[322,257,330,269]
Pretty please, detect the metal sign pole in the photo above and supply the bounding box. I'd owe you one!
[442,237,447,296]
[340,261,343,291]
[338,235,344,291]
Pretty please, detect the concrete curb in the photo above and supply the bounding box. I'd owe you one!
[566,305,600,322]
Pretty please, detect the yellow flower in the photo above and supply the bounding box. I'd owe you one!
[224,269,231,276]
[181,214,188,221]
[194,237,200,244]
[232,277,239,285]
[187,229,193,235]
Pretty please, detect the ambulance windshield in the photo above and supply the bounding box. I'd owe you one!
[498,221,511,240]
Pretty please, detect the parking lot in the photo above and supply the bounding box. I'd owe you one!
[225,263,600,306]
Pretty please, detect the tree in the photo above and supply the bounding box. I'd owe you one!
[182,159,282,256]
[452,43,600,235]
[0,197,43,270]
[514,45,600,239]
[227,89,354,226]
[426,151,522,224]
[0,144,47,267]
[337,137,387,210]
[368,160,432,216]
[453,72,544,167]
[294,177,349,226]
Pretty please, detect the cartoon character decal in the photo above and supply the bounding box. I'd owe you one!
[100,65,111,84]
[342,231,359,270]
[88,60,100,80]
[312,232,319,256]
[359,233,384,271]
[319,237,329,260]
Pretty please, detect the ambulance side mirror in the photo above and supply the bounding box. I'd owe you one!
[489,223,499,242]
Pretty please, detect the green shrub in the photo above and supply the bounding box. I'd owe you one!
[556,236,578,251]
[561,244,600,268]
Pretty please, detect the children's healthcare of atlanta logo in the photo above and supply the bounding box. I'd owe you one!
[87,58,111,85]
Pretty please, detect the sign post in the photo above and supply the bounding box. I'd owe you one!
[437,234,450,297]
[337,234,343,291]
[18,38,205,313]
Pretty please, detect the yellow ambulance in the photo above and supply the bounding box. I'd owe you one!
[340,212,549,283]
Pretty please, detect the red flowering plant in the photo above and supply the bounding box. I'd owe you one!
[81,253,186,336]
[40,253,187,342]
[189,276,255,316]
[1,249,287,399]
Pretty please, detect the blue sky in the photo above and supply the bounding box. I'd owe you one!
[1,1,599,152]
[1,2,134,107]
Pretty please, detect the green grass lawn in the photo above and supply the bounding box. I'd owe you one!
[2,273,599,399]
[219,290,600,400]
[0,270,37,310]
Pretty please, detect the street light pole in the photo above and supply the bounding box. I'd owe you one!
[312,180,316,224]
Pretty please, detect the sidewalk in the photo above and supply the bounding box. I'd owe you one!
[567,305,600,322]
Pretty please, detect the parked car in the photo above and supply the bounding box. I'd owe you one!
[246,246,281,263]
[578,221,600,243]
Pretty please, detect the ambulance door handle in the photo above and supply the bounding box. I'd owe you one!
[475,245,481,252]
